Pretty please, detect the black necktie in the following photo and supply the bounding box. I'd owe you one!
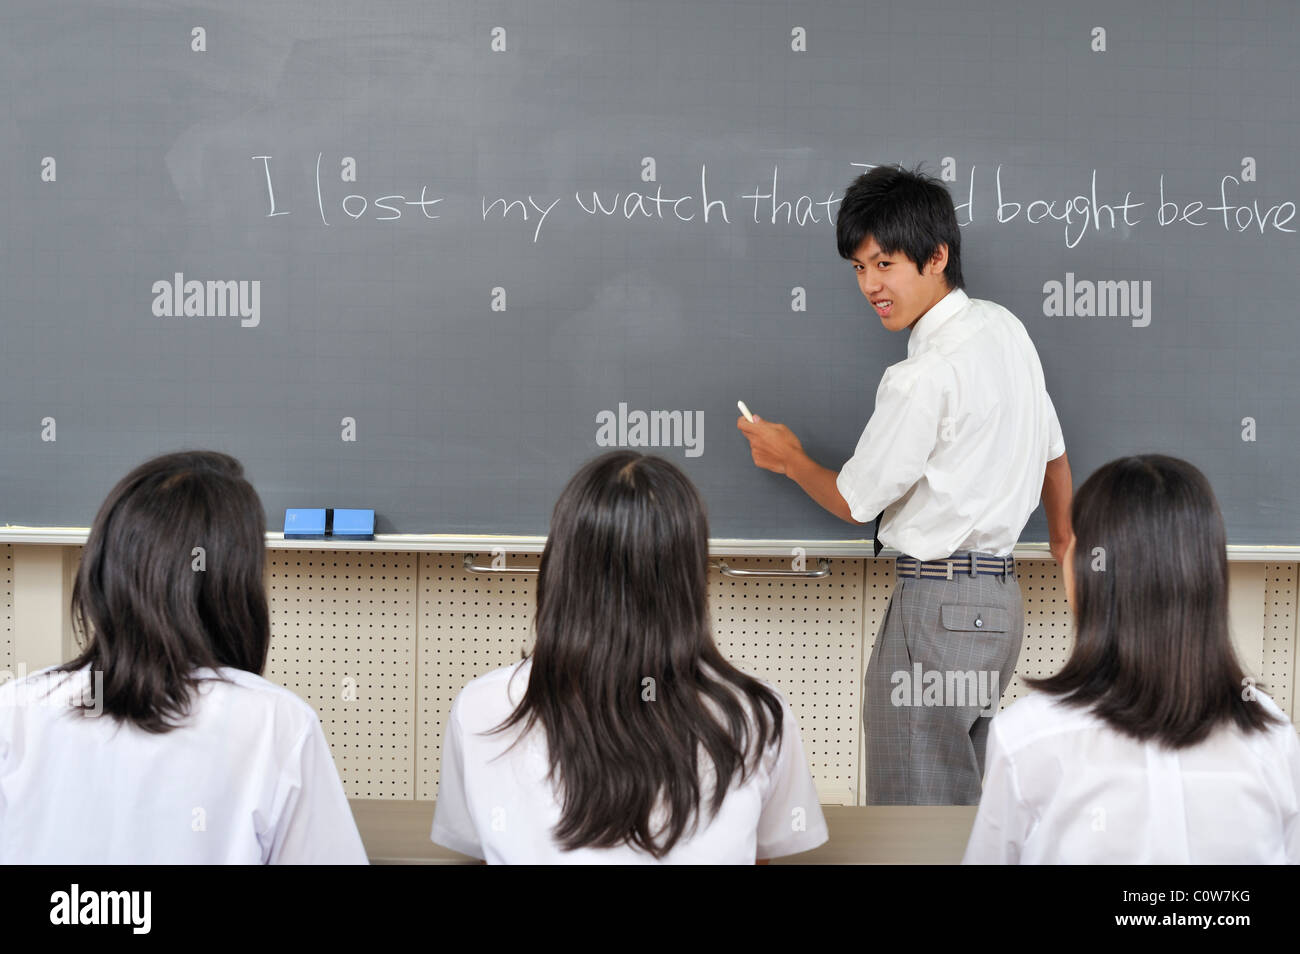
[873,510,884,557]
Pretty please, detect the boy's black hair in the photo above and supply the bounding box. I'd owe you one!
[836,164,965,290]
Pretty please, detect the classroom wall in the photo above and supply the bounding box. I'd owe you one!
[2,545,1296,806]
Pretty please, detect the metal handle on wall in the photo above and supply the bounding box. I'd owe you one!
[710,560,831,579]
[463,553,539,574]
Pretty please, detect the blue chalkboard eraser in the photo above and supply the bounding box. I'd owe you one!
[284,508,327,539]
[331,508,375,540]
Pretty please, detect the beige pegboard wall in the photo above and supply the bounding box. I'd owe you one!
[263,550,416,800]
[1,545,12,675]
[859,557,900,671]
[416,553,866,805]
[12,545,1296,811]
[708,557,864,806]
[1262,563,1297,719]
[1005,561,1076,704]
[417,552,539,800]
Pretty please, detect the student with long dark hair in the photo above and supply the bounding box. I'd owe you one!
[431,451,828,862]
[0,451,367,863]
[963,455,1300,863]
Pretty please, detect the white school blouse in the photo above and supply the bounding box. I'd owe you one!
[836,289,1066,561]
[0,665,368,864]
[962,690,1300,864]
[431,659,829,863]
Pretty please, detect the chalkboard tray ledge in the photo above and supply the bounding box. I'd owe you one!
[1,528,1296,562]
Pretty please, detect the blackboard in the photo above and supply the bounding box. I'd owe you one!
[3,0,1298,543]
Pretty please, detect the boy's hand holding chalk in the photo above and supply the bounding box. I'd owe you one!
[736,400,804,476]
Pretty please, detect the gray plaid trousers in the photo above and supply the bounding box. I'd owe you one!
[863,555,1025,805]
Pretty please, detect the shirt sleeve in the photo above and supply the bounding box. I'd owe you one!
[1045,389,1066,460]
[836,356,954,524]
[755,697,828,859]
[961,717,1032,864]
[267,719,370,864]
[430,697,486,860]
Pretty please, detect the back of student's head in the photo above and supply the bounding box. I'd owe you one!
[1026,454,1280,746]
[497,451,784,858]
[59,450,270,733]
[836,163,965,290]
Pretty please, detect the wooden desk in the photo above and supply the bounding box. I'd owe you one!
[350,800,978,864]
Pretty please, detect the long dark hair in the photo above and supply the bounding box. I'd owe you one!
[835,163,965,290]
[1026,454,1281,746]
[495,451,784,857]
[57,450,271,732]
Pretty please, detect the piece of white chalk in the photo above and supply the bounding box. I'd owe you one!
[737,400,754,423]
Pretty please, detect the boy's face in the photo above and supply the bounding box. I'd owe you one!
[850,236,952,332]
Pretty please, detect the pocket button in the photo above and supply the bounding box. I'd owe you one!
[974,616,983,628]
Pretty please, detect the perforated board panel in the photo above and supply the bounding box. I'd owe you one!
[1,546,12,676]
[1263,564,1298,719]
[416,553,865,805]
[264,551,416,800]
[707,557,864,806]
[417,552,539,800]
[1005,563,1076,703]
[10,547,1297,809]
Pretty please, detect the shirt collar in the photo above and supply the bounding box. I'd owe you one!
[907,288,969,358]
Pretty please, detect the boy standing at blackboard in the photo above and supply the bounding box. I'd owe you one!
[737,165,1073,805]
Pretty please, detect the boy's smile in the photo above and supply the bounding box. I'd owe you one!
[850,236,952,332]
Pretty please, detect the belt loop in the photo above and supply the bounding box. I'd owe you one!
[967,551,977,578]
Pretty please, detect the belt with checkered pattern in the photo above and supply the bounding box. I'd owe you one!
[895,552,1015,580]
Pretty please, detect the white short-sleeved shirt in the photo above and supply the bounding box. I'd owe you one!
[962,690,1300,864]
[0,665,368,864]
[837,289,1065,561]
[431,659,829,863]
